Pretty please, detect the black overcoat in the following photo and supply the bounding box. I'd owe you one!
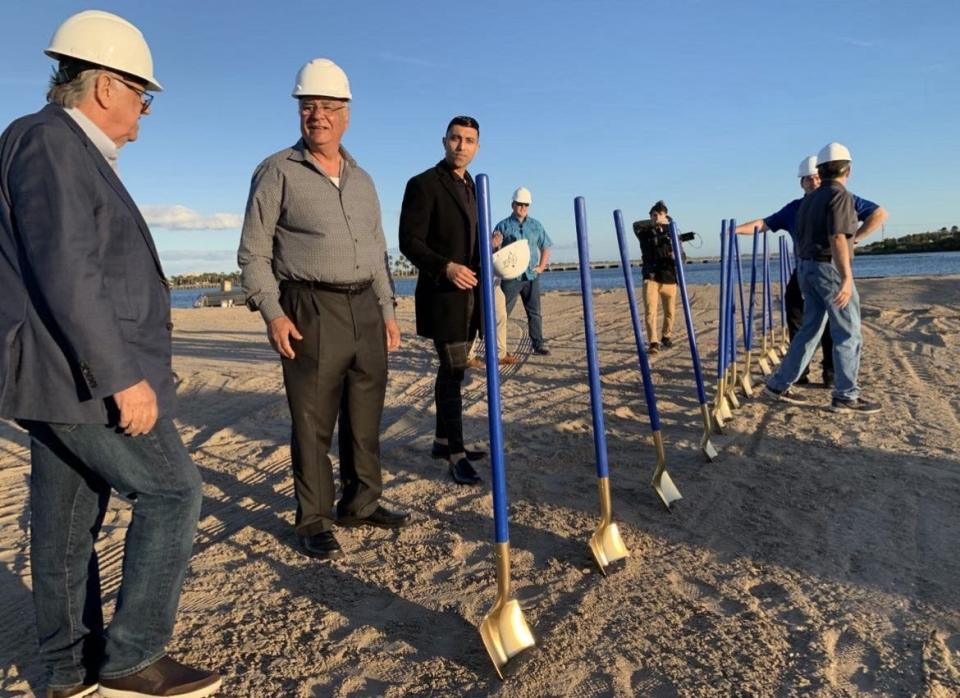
[398,162,480,342]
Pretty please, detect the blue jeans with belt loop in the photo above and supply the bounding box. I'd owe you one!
[767,259,863,401]
[24,418,203,690]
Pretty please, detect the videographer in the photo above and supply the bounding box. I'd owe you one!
[633,200,686,353]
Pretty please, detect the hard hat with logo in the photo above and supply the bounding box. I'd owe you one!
[45,10,162,91]
[817,142,852,165]
[797,156,818,177]
[512,187,532,205]
[492,239,531,280]
[292,58,351,99]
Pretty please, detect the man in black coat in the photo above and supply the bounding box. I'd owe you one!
[399,116,486,485]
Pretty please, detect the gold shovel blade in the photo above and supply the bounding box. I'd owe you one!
[740,373,754,398]
[701,434,718,461]
[758,357,771,375]
[590,522,629,572]
[480,599,535,678]
[652,467,682,509]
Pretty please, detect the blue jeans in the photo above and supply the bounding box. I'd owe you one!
[24,418,203,690]
[501,276,545,349]
[767,259,863,401]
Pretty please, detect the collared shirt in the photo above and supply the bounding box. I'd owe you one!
[439,160,477,255]
[65,107,119,173]
[238,141,395,323]
[795,180,858,260]
[494,213,552,280]
[764,193,878,247]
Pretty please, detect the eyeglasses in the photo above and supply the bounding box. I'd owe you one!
[110,75,153,112]
[513,202,529,208]
[299,100,349,116]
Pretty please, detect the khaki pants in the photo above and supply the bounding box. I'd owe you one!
[471,283,507,357]
[642,279,678,343]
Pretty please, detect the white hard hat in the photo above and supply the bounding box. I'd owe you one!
[492,239,531,280]
[45,10,162,91]
[797,156,818,177]
[512,187,532,205]
[292,58,351,99]
[817,142,852,165]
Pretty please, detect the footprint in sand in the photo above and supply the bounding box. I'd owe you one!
[823,627,881,693]
[631,667,680,697]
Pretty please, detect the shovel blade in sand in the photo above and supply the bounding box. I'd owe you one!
[480,596,535,678]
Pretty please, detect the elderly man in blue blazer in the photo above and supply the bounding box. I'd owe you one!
[0,11,219,698]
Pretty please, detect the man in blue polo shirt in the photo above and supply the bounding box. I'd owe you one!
[736,155,887,385]
[763,143,881,413]
[495,187,553,355]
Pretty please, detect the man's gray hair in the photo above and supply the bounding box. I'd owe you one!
[47,69,102,108]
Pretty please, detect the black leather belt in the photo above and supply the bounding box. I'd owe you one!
[801,255,833,263]
[281,279,373,295]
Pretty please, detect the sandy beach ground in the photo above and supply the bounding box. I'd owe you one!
[2,276,959,697]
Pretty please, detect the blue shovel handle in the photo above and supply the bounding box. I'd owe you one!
[732,228,746,349]
[717,220,728,379]
[574,198,610,480]
[613,209,661,432]
[746,227,760,350]
[725,219,737,368]
[762,230,771,336]
[668,221,709,406]
[476,174,509,545]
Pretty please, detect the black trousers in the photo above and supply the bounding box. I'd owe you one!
[280,284,387,536]
[785,269,833,377]
[432,339,471,455]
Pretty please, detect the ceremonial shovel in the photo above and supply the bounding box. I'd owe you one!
[668,221,719,461]
[475,174,535,678]
[570,198,631,568]
[613,208,685,506]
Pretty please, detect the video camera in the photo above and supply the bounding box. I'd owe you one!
[632,219,696,243]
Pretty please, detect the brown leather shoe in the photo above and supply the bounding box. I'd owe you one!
[498,353,519,366]
[47,685,97,698]
[99,656,221,697]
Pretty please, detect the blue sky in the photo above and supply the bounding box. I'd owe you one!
[2,0,958,274]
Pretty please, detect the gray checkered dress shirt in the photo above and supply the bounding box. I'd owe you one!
[238,141,396,322]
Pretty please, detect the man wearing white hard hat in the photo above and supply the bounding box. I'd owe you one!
[764,143,881,413]
[736,156,887,385]
[496,187,554,355]
[0,10,220,698]
[239,59,410,562]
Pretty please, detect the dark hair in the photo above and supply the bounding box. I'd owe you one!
[817,160,850,179]
[649,200,668,216]
[446,115,479,136]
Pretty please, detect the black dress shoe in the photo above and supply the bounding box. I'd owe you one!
[822,371,834,388]
[431,442,486,461]
[338,505,411,529]
[298,531,343,560]
[532,346,551,356]
[99,656,220,698]
[47,684,98,698]
[449,458,482,485]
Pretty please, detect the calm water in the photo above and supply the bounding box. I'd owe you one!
[171,251,960,309]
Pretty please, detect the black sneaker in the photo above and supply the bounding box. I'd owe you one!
[532,345,551,356]
[764,384,811,406]
[661,337,673,349]
[648,342,660,355]
[830,397,881,414]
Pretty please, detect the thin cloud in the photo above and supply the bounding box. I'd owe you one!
[159,249,238,275]
[141,205,242,230]
[839,37,876,48]
[377,52,441,69]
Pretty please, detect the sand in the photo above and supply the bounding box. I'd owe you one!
[2,275,959,697]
